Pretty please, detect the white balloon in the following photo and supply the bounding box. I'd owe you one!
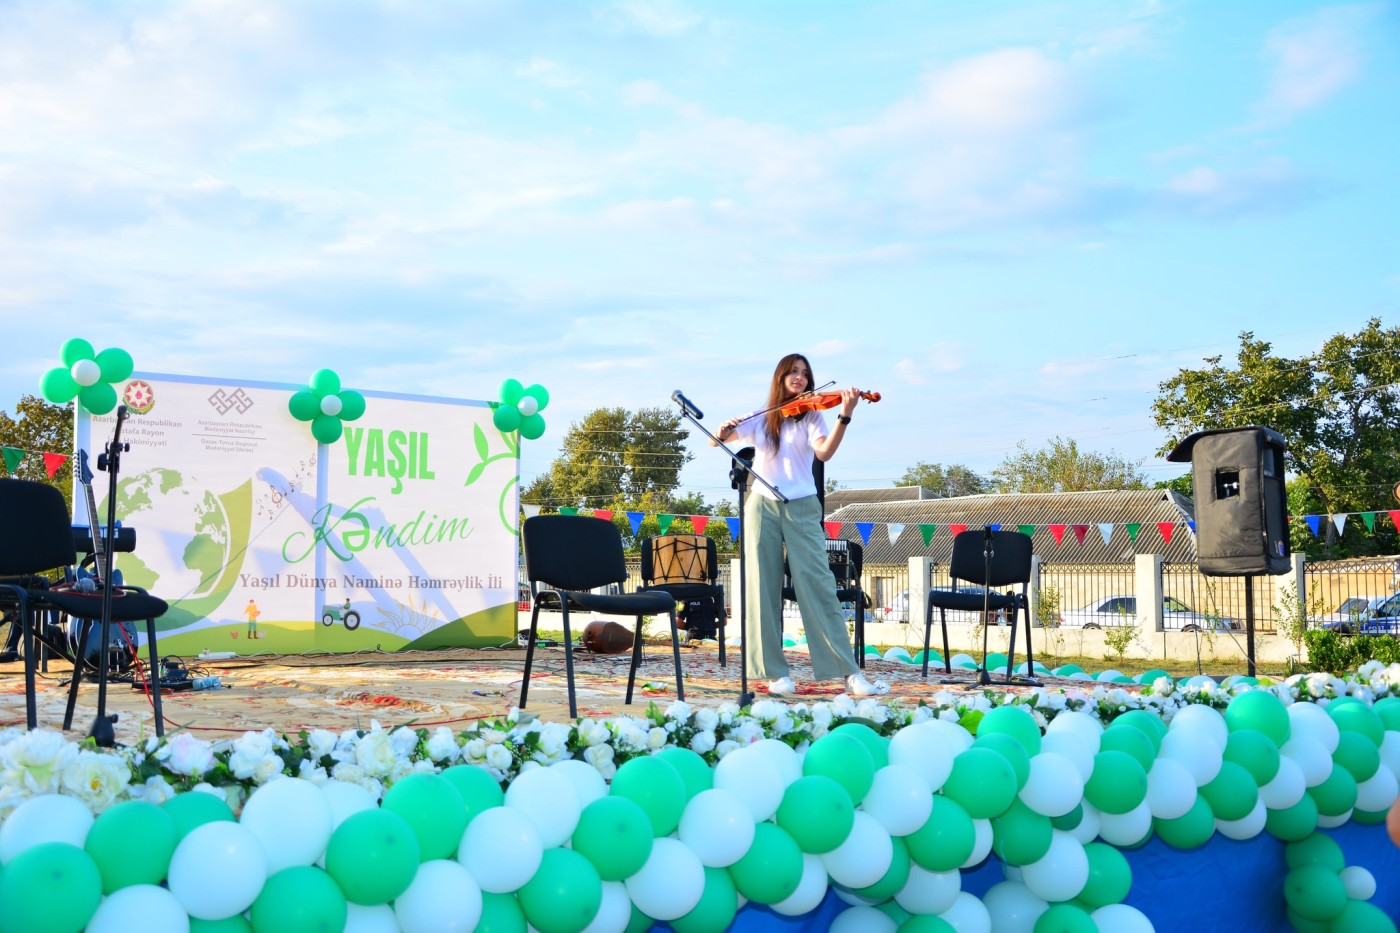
[678,788,756,867]
[457,806,543,893]
[821,813,892,889]
[1040,730,1096,783]
[949,653,978,670]
[504,765,581,848]
[1068,671,1094,681]
[321,779,378,829]
[1281,737,1333,788]
[1355,764,1399,813]
[830,905,898,933]
[168,821,268,920]
[982,881,1047,933]
[1168,704,1229,750]
[1091,903,1155,933]
[240,778,334,873]
[940,891,993,933]
[320,394,343,416]
[1215,798,1267,840]
[1019,830,1089,903]
[862,764,934,834]
[1257,755,1307,810]
[1380,731,1400,780]
[1019,752,1084,818]
[0,794,94,863]
[887,722,957,793]
[895,863,962,915]
[581,881,634,933]
[1045,711,1103,749]
[1096,800,1152,847]
[1067,802,1101,845]
[884,647,913,663]
[771,853,830,916]
[713,749,784,821]
[70,358,101,387]
[1339,865,1377,900]
[550,759,610,808]
[86,885,188,933]
[517,396,540,417]
[624,837,704,921]
[748,738,803,787]
[831,886,882,908]
[1287,701,1341,753]
[1095,669,1123,682]
[1316,810,1352,828]
[1161,727,1224,786]
[394,860,483,933]
[962,817,994,867]
[1145,756,1198,820]
[923,717,975,754]
[344,903,401,933]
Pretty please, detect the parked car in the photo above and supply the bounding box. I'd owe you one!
[1350,592,1400,635]
[1057,595,1241,632]
[1316,595,1388,633]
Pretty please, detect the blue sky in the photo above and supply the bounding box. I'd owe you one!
[2,0,1396,508]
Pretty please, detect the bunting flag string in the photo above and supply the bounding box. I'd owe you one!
[886,523,904,545]
[1098,523,1113,546]
[0,446,70,478]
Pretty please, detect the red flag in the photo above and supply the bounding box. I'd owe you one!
[592,510,613,521]
[1158,522,1175,545]
[1072,524,1089,545]
[1048,524,1067,545]
[823,521,841,539]
[690,515,709,534]
[949,523,968,538]
[1389,510,1400,532]
[42,452,69,478]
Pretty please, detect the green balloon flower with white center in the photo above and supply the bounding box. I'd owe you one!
[39,338,135,415]
[493,378,549,440]
[288,369,366,444]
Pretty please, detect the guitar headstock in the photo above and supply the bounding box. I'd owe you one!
[78,449,94,486]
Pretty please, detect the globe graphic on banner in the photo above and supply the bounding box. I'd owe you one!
[112,467,232,599]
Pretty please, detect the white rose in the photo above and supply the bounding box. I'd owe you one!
[695,708,720,732]
[689,731,716,755]
[298,760,330,784]
[134,774,177,805]
[426,728,461,763]
[355,731,401,778]
[577,721,611,748]
[228,733,276,781]
[582,744,616,781]
[538,723,571,761]
[485,744,514,774]
[1,729,80,795]
[714,740,740,759]
[62,751,133,812]
[463,739,488,763]
[306,730,338,760]
[390,727,419,757]
[160,733,217,778]
[666,700,693,721]
[647,727,668,751]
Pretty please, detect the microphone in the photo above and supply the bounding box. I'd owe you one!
[671,390,704,420]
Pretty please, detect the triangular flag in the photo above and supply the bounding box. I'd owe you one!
[559,507,578,516]
[42,452,68,478]
[823,521,841,539]
[1098,523,1113,546]
[1072,525,1089,545]
[1304,515,1320,537]
[1331,514,1347,535]
[627,511,644,535]
[1389,511,1400,532]
[919,524,935,546]
[949,523,967,537]
[593,509,614,522]
[521,503,542,519]
[1361,512,1376,533]
[1125,522,1141,541]
[887,523,904,544]
[1049,524,1066,545]
[724,517,741,540]
[691,515,710,535]
[1157,522,1174,545]
[1187,520,1196,535]
[1,447,24,475]
[1018,524,1036,537]
[659,514,674,534]
[855,522,873,546]
[989,523,1001,532]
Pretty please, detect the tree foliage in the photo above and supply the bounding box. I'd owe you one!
[1152,320,1400,556]
[0,395,74,511]
[991,437,1148,493]
[896,461,989,497]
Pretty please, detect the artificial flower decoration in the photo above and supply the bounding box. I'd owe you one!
[493,378,549,440]
[288,368,366,444]
[39,338,135,415]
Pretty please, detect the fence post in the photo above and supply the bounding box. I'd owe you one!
[1028,555,1043,626]
[1136,553,1164,631]
[1289,552,1306,610]
[909,556,931,627]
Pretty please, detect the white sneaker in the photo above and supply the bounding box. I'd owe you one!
[846,673,889,697]
[767,676,796,695]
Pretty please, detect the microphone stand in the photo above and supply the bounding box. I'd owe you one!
[673,395,788,708]
[89,406,130,747]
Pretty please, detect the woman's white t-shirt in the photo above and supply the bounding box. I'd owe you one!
[730,410,829,501]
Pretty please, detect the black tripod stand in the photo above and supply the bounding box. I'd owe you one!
[86,406,132,746]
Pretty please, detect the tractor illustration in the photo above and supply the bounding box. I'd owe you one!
[321,602,361,630]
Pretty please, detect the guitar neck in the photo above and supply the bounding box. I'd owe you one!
[79,450,110,583]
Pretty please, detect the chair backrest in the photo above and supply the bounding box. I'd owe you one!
[948,529,1032,588]
[522,514,628,592]
[641,535,717,586]
[826,539,862,587]
[0,480,78,576]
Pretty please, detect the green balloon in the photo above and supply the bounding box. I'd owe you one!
[1371,696,1400,732]
[1223,690,1290,746]
[517,848,603,933]
[991,799,1053,866]
[338,390,366,422]
[985,652,1010,675]
[905,795,976,871]
[84,800,178,894]
[78,381,118,415]
[974,732,1031,790]
[324,808,420,904]
[94,346,134,383]
[1283,864,1348,923]
[523,384,550,409]
[1153,794,1215,850]
[1050,803,1083,832]
[1084,750,1148,815]
[608,755,686,837]
[1097,727,1156,774]
[0,842,102,933]
[1329,899,1400,933]
[1079,842,1132,909]
[1328,699,1385,746]
[879,901,911,925]
[311,413,344,444]
[60,337,95,366]
[1200,761,1259,821]
[1285,908,1333,933]
[1111,709,1167,750]
[1223,729,1280,786]
[728,822,803,905]
[1135,669,1172,687]
[899,917,957,933]
[309,368,341,396]
[803,731,875,806]
[494,405,523,433]
[520,413,547,440]
[942,747,1018,819]
[162,791,235,839]
[857,835,911,901]
[1055,664,1084,676]
[190,916,253,932]
[775,775,855,854]
[670,866,740,933]
[381,772,468,860]
[288,389,321,421]
[1351,806,1389,825]
[1331,730,1381,783]
[1306,765,1358,817]
[475,892,527,933]
[39,366,79,404]
[654,747,715,798]
[500,378,525,405]
[625,903,653,933]
[439,764,506,823]
[977,705,1043,757]
[832,722,891,770]
[250,865,348,933]
[1264,794,1319,842]
[1285,832,1345,872]
[1033,903,1098,933]
[572,796,655,880]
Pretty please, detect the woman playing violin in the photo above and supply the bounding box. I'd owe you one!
[714,353,888,698]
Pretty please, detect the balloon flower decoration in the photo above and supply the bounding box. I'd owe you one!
[39,338,135,415]
[493,378,549,440]
[288,369,367,444]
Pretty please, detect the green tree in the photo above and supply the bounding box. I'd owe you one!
[0,395,74,512]
[1152,320,1400,556]
[896,462,988,497]
[991,437,1147,493]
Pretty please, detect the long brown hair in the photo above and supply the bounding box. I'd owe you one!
[762,353,813,449]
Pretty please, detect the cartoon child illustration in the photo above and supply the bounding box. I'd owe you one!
[245,599,261,639]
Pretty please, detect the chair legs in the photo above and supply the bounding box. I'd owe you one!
[625,609,685,706]
[920,606,955,679]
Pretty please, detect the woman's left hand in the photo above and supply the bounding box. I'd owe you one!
[839,387,859,418]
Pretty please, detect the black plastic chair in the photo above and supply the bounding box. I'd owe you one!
[782,538,867,668]
[639,534,727,666]
[0,479,168,737]
[923,528,1034,683]
[521,515,684,718]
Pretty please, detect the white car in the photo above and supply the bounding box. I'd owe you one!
[1316,596,1387,632]
[1058,595,1241,632]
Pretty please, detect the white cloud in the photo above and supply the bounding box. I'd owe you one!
[595,0,705,38]
[1257,3,1381,122]
[516,57,582,89]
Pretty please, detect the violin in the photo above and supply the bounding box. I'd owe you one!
[778,389,881,417]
